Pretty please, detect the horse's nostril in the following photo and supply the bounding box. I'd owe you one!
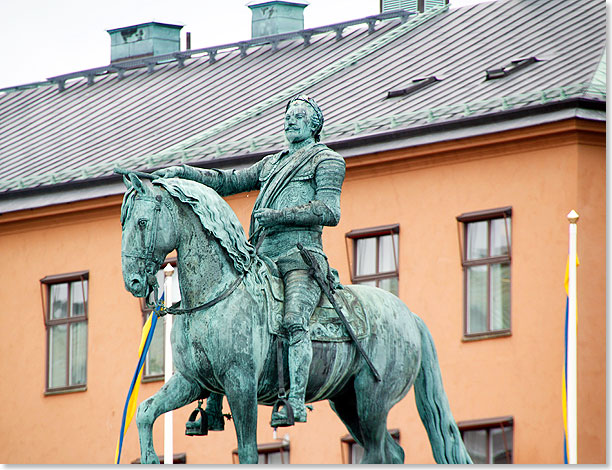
[130,279,142,291]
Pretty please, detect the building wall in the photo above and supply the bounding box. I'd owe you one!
[0,119,604,464]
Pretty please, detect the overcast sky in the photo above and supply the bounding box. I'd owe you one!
[0,0,491,90]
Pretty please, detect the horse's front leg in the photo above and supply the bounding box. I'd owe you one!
[136,373,202,464]
[223,367,259,464]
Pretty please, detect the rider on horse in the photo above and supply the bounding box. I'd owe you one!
[154,96,346,426]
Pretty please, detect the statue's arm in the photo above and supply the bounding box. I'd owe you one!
[278,155,346,227]
[178,160,263,197]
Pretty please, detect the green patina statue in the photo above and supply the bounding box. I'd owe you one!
[154,96,344,426]
[118,96,472,464]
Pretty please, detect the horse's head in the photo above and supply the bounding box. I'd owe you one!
[120,173,177,299]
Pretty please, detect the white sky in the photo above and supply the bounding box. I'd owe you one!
[0,0,491,90]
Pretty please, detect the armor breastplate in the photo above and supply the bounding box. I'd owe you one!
[258,154,317,212]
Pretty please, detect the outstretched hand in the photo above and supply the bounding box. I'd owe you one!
[152,166,185,179]
[253,208,282,227]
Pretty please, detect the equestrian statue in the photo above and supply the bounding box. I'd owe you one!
[118,95,473,464]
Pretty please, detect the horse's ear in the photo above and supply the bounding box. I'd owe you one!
[128,173,147,195]
[123,175,133,190]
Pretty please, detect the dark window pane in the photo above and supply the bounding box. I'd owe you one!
[467,265,487,333]
[50,283,68,320]
[356,238,377,276]
[491,427,512,464]
[491,218,511,257]
[463,429,488,464]
[49,324,68,388]
[490,263,510,330]
[70,321,87,385]
[467,221,488,260]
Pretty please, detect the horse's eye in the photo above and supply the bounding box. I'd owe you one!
[138,219,147,229]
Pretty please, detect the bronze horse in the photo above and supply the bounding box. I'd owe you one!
[119,173,472,464]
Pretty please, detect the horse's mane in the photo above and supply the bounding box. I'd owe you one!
[153,178,255,273]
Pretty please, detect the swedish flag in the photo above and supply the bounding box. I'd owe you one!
[562,257,578,464]
[115,293,164,464]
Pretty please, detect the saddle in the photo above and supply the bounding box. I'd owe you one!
[258,256,369,342]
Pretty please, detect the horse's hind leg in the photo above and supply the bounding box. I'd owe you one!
[329,384,365,451]
[353,373,405,464]
[136,373,202,464]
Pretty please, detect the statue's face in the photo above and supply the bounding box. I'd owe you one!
[284,102,315,144]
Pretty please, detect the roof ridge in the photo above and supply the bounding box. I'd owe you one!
[129,5,450,170]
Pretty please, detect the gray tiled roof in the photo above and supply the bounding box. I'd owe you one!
[0,0,605,195]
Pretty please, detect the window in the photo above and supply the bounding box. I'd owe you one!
[41,271,88,393]
[457,416,513,464]
[139,260,180,381]
[346,224,399,296]
[457,207,511,338]
[232,442,290,464]
[341,429,400,464]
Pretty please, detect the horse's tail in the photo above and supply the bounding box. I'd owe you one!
[413,315,473,464]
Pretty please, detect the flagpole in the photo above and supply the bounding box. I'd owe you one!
[163,263,175,465]
[567,210,579,464]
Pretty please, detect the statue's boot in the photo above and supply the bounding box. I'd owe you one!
[271,332,312,426]
[205,393,225,431]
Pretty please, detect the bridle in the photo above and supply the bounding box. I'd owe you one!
[121,185,248,316]
[121,193,167,308]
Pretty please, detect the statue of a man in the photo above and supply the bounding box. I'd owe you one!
[154,95,345,426]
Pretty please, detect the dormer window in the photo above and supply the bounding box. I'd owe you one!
[386,75,439,99]
[485,56,539,80]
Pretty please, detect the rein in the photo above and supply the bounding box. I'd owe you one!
[157,272,245,317]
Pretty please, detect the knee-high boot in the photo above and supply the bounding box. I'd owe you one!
[286,331,312,422]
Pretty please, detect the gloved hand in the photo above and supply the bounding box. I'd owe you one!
[253,208,283,227]
[152,166,185,179]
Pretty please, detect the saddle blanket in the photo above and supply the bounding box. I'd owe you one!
[263,270,369,343]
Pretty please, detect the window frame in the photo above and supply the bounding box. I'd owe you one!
[345,224,400,293]
[341,429,400,464]
[457,207,512,340]
[41,270,89,395]
[457,416,514,464]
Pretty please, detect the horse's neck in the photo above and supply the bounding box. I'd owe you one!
[174,201,237,309]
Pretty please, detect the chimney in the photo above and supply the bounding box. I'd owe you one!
[107,22,184,63]
[247,0,309,39]
[380,0,448,14]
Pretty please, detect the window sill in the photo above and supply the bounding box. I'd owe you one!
[462,330,511,342]
[142,375,164,383]
[44,385,87,396]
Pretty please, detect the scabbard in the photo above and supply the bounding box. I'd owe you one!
[296,243,381,382]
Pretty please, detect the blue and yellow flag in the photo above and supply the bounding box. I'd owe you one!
[562,257,578,464]
[115,293,164,464]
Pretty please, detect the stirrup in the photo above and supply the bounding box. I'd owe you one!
[185,401,208,436]
[270,397,295,428]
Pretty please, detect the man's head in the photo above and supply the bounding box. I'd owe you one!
[284,95,324,144]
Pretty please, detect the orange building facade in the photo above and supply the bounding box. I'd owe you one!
[0,117,605,464]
